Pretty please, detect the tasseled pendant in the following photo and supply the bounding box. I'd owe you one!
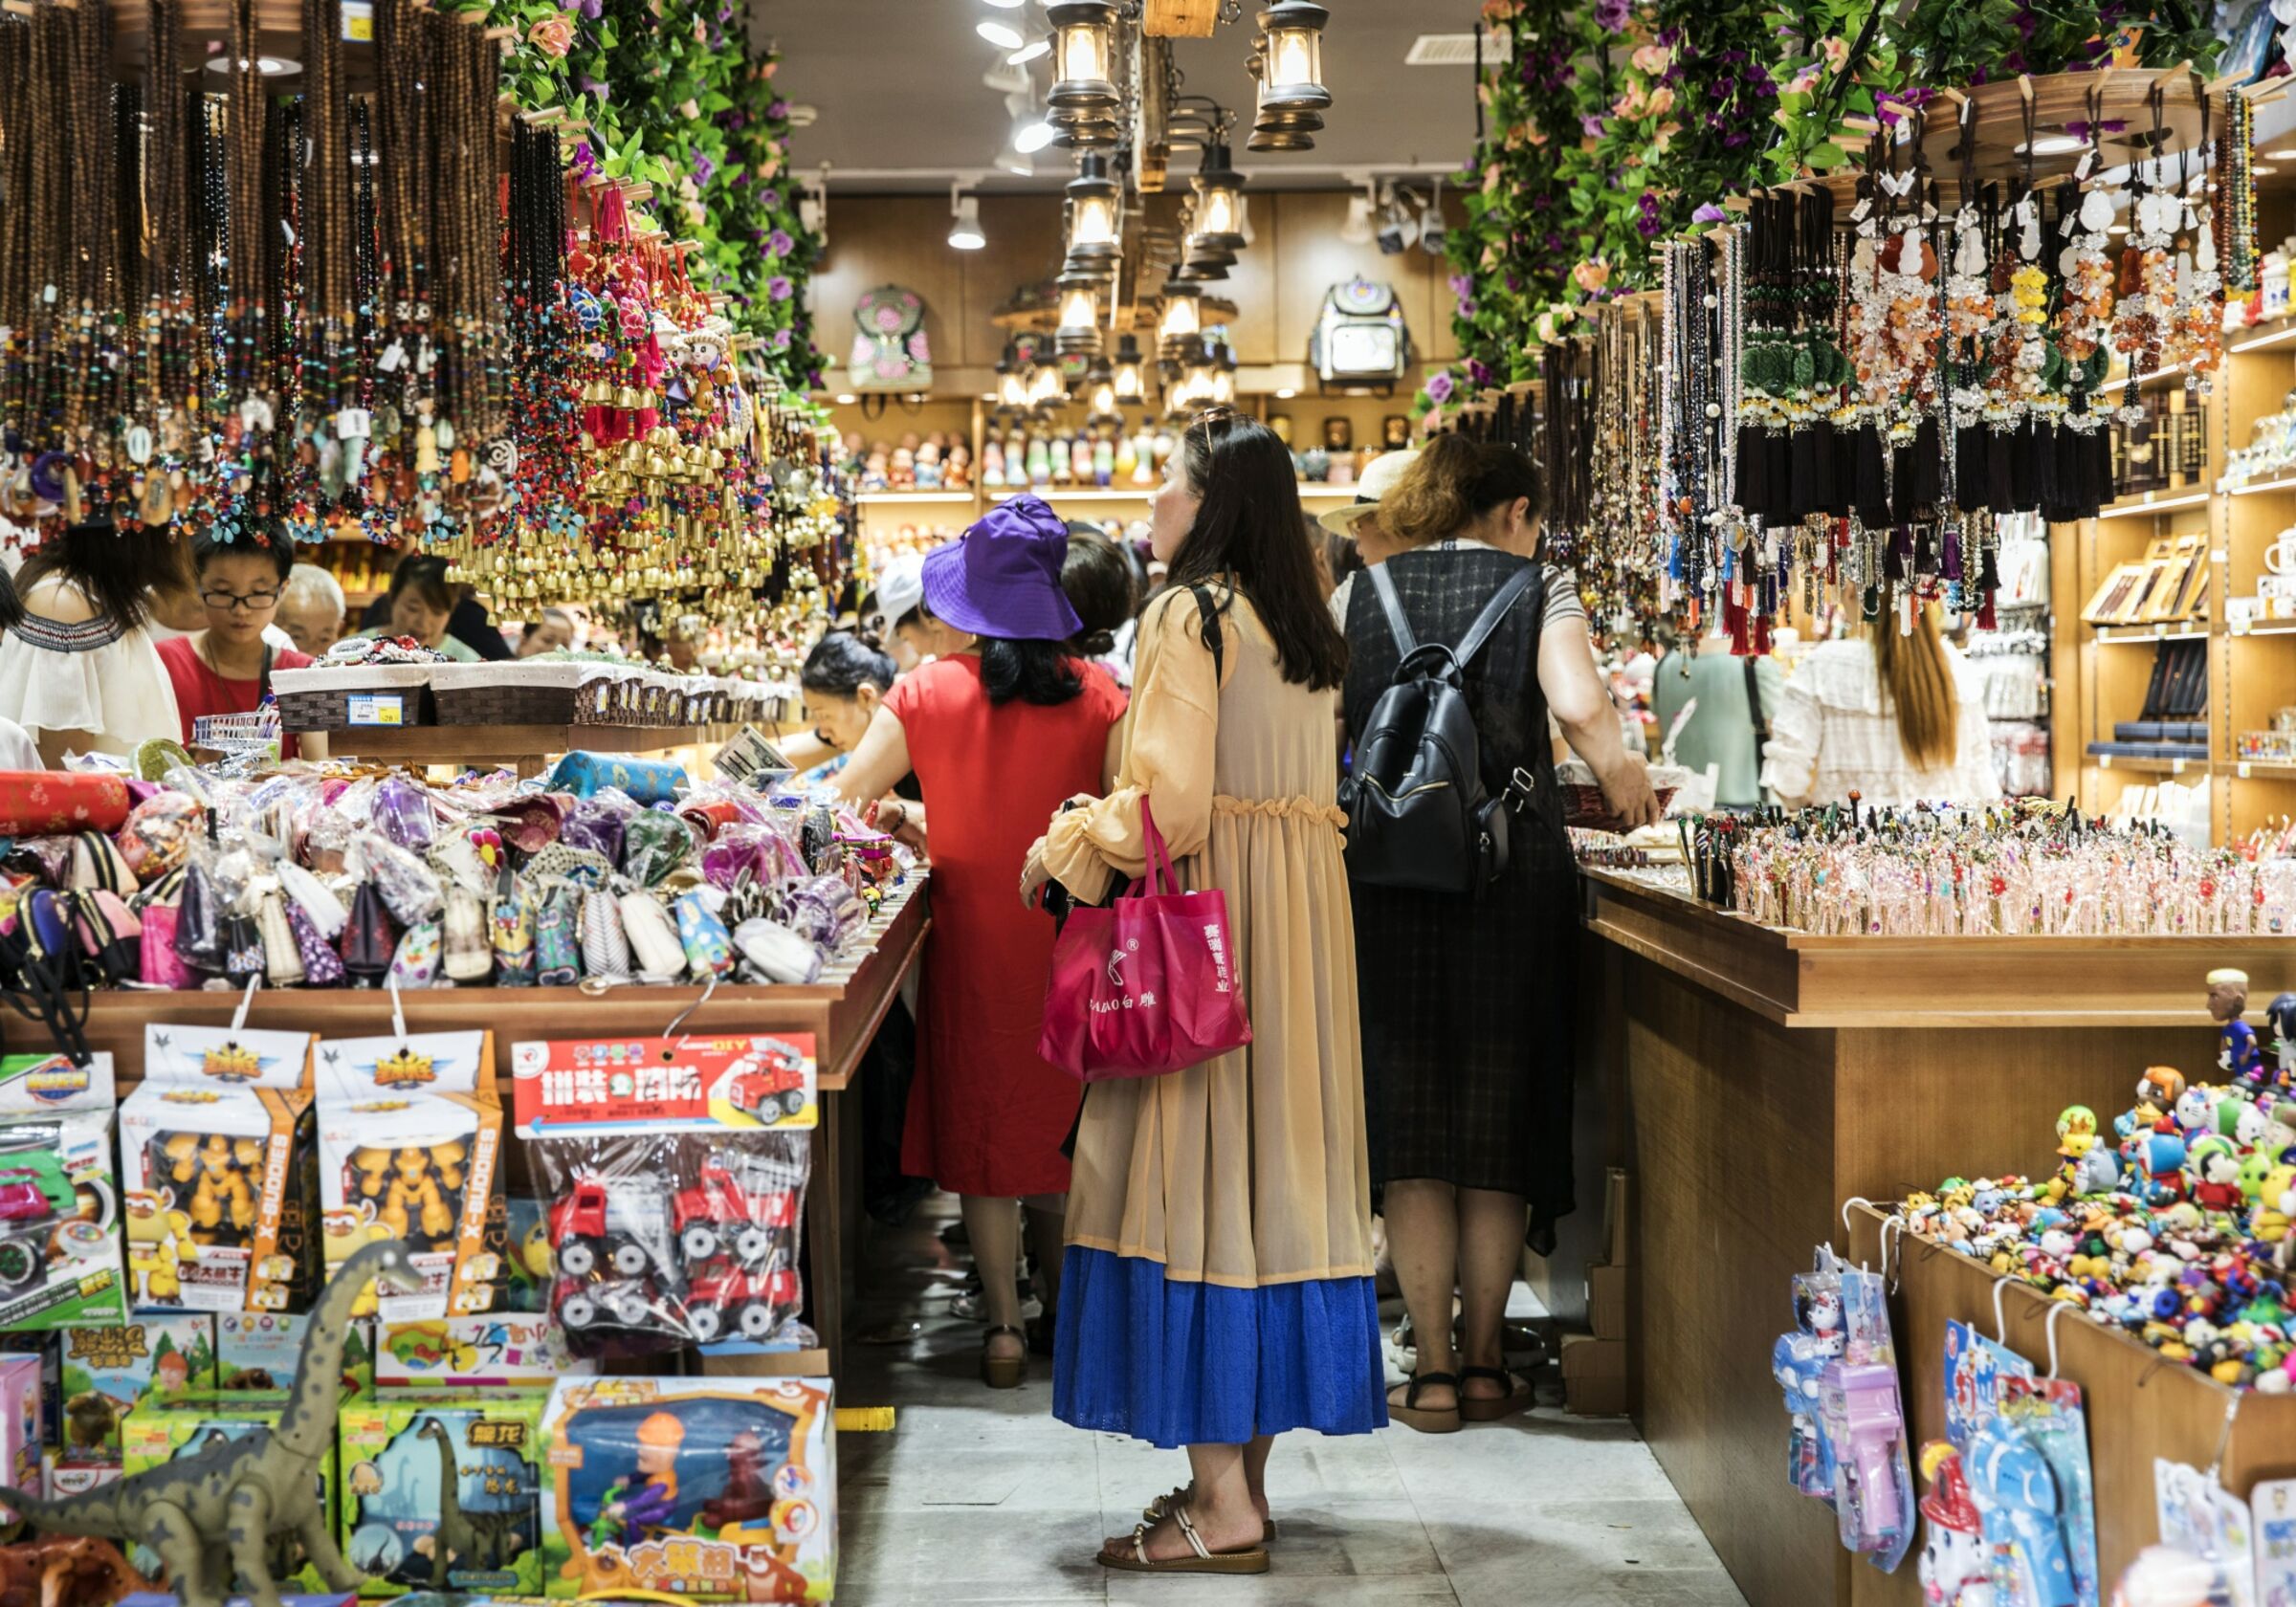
[1853,424,1889,527]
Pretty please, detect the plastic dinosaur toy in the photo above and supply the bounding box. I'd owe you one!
[0,1240,423,1607]
[416,1418,476,1576]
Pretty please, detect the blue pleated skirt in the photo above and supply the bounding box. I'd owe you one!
[1052,1244,1390,1448]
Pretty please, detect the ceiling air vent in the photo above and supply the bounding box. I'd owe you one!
[1404,32,1510,67]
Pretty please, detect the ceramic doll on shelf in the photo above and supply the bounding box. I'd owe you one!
[2209,968,2265,1089]
[861,448,890,493]
[1027,428,1052,487]
[915,440,943,490]
[890,446,916,490]
[945,439,972,490]
[981,432,1005,489]
[1093,430,1115,487]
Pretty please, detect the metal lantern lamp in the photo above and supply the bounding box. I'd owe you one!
[1189,140,1247,248]
[1085,356,1120,423]
[1157,280,1203,353]
[1064,152,1121,266]
[1208,341,1237,407]
[1111,335,1148,407]
[1027,352,1071,410]
[996,344,1032,411]
[1256,2,1331,114]
[1055,270,1105,355]
[1047,1,1119,116]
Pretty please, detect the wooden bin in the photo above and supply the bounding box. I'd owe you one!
[1844,1202,2296,1606]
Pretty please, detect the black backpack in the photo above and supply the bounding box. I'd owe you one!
[1340,561,1541,893]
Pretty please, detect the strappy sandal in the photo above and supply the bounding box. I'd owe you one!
[980,1325,1025,1389]
[1144,1485,1278,1542]
[1099,1502,1269,1574]
[1458,1364,1535,1422]
[1387,1371,1465,1434]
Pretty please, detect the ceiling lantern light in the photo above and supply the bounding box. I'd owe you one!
[996,345,1031,411]
[1208,341,1237,407]
[1111,335,1147,407]
[1047,2,1118,116]
[1157,280,1203,353]
[1055,270,1104,355]
[1028,354,1071,410]
[1086,357,1120,422]
[1256,2,1330,113]
[1064,152,1121,266]
[1189,141,1247,248]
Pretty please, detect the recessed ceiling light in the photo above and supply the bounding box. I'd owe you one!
[2266,146,2296,162]
[206,54,299,75]
[982,0,1025,7]
[2256,164,2280,177]
[836,394,858,406]
[1275,387,1296,399]
[2017,134,2086,156]
[1013,119,1056,154]
[1007,37,1049,63]
[976,18,1025,49]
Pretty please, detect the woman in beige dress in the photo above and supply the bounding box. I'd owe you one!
[1021,413,1382,1576]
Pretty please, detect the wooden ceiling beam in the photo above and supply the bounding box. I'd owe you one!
[1143,0,1218,39]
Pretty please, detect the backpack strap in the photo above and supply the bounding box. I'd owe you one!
[1365,562,1417,658]
[1451,563,1543,671]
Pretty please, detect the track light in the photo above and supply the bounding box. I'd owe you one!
[1008,36,1049,64]
[1376,188,1419,255]
[976,18,1025,50]
[947,188,985,252]
[1339,184,1375,244]
[1013,118,1057,154]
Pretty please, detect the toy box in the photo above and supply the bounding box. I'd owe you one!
[339,1390,546,1596]
[0,1353,38,1514]
[121,1390,338,1589]
[219,1311,373,1397]
[512,1039,813,1357]
[538,1376,834,1603]
[41,1316,217,1489]
[316,1032,503,1324]
[120,1024,319,1313]
[0,1052,129,1329]
[477,1194,554,1314]
[375,1316,592,1390]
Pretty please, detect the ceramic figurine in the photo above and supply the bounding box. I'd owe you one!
[1027,430,1052,487]
[889,447,916,491]
[945,440,972,490]
[1093,432,1114,487]
[0,1240,423,1607]
[861,450,889,493]
[1129,428,1155,486]
[915,441,942,490]
[1071,436,1093,485]
[981,435,1005,489]
[1115,431,1137,484]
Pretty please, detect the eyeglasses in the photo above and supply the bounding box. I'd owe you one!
[200,588,282,613]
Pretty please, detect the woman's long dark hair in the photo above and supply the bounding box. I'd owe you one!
[981,637,1083,707]
[12,519,180,633]
[1167,414,1348,692]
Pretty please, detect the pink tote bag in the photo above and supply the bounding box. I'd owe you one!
[1039,798,1252,1081]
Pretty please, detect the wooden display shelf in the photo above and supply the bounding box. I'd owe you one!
[1583,869,2286,1028]
[2088,620,2210,643]
[1843,1205,2296,1607]
[1578,873,2255,1607]
[316,721,740,775]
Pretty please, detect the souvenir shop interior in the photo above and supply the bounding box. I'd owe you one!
[2,1,2296,1605]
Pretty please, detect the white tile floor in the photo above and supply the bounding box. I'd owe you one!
[833,1212,1749,1606]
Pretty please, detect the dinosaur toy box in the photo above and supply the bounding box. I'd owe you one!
[316,1032,502,1324]
[537,1375,834,1603]
[41,1316,217,1492]
[121,1024,320,1314]
[0,1052,129,1330]
[121,1390,340,1591]
[338,1390,546,1596]
[0,1353,37,1513]
[375,1315,592,1389]
[219,1311,373,1397]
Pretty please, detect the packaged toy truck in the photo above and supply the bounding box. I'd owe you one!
[121,1390,340,1589]
[339,1390,546,1596]
[0,1052,129,1329]
[120,1024,319,1313]
[316,1032,502,1323]
[538,1376,834,1602]
[44,1316,217,1492]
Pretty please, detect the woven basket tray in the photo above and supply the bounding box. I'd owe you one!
[273,663,438,731]
[430,661,601,726]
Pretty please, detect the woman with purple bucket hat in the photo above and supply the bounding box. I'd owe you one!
[835,494,1128,1388]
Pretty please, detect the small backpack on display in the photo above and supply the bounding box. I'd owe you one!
[847,284,933,393]
[1340,562,1542,893]
[1309,275,1411,385]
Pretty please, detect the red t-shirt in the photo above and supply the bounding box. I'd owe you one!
[157,636,313,758]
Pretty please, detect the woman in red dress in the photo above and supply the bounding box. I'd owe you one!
[155,532,317,759]
[838,495,1127,1386]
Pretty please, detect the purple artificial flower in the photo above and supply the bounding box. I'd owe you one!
[768,275,793,302]
[1635,192,1663,237]
[1448,272,1473,297]
[767,228,794,259]
[692,151,716,186]
[581,74,610,102]
[1692,202,1729,224]
[569,141,601,182]
[1424,371,1455,404]
[761,188,781,208]
[1580,112,1607,139]
[1467,358,1492,386]
[768,99,789,119]
[772,327,793,350]
[1593,0,1628,32]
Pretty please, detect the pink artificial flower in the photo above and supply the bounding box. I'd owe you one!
[1573,258,1611,294]
[1611,81,1645,120]
[1821,34,1851,73]
[1646,85,1674,117]
[527,15,573,57]
[1483,162,1504,195]
[1787,64,1821,95]
[1630,44,1670,76]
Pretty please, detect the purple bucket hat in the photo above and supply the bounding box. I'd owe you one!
[920,494,1085,641]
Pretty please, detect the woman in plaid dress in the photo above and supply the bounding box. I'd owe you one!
[1335,435,1657,1432]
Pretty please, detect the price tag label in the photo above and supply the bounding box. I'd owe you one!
[2154,622,2170,637]
[2212,549,2228,564]
[2240,761,2254,779]
[2172,757,2188,775]
[347,693,404,727]
[2100,754,2114,769]
[341,0,371,39]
